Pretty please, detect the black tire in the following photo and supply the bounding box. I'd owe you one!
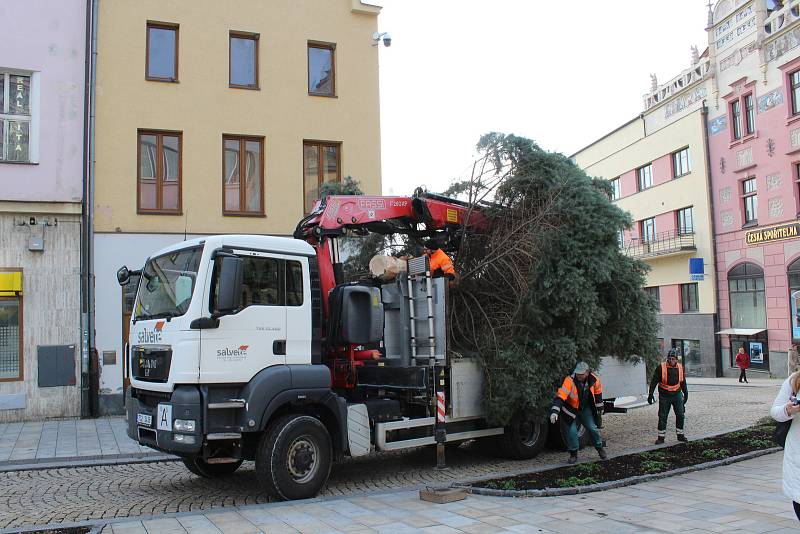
[547,417,591,450]
[182,457,243,478]
[497,414,549,460]
[256,414,332,501]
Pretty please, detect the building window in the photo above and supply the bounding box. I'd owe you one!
[672,148,690,178]
[644,286,660,310]
[0,72,32,162]
[223,135,264,215]
[617,229,624,249]
[671,339,700,374]
[637,164,653,191]
[789,258,800,343]
[792,70,800,116]
[0,295,22,381]
[609,177,621,200]
[146,22,178,81]
[729,262,766,328]
[677,206,694,235]
[230,32,258,89]
[308,42,335,96]
[137,130,181,214]
[303,141,341,213]
[742,177,757,225]
[744,94,755,135]
[681,283,699,312]
[640,217,656,243]
[731,100,742,140]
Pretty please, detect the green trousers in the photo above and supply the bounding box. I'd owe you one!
[565,405,603,452]
[657,391,685,437]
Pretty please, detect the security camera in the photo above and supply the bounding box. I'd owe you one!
[372,31,392,47]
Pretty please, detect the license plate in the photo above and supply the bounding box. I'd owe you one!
[137,413,152,427]
[157,403,173,431]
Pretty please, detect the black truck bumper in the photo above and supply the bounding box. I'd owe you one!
[126,385,203,456]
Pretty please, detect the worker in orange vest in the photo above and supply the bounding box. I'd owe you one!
[549,362,607,464]
[423,240,458,284]
[648,349,688,444]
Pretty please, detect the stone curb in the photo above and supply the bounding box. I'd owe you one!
[0,452,177,473]
[456,447,781,497]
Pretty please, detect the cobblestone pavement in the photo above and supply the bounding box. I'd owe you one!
[0,380,781,530]
[90,452,796,534]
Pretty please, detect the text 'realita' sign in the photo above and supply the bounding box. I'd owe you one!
[745,222,800,245]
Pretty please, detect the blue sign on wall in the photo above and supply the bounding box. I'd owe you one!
[689,258,704,281]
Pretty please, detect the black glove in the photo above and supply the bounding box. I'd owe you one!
[683,396,688,406]
[647,394,654,405]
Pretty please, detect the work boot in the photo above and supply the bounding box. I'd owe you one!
[655,436,665,445]
[567,452,577,464]
[677,434,688,442]
[596,447,608,460]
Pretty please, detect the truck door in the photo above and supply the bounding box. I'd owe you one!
[199,251,287,383]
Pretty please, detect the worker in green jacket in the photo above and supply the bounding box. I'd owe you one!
[648,349,688,444]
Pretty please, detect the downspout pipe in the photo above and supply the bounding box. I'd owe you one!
[80,0,98,417]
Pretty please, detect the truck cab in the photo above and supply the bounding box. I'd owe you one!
[122,235,346,499]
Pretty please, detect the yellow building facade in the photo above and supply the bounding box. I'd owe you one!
[573,75,719,376]
[93,0,383,412]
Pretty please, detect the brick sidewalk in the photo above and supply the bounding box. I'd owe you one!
[0,417,165,468]
[89,451,796,534]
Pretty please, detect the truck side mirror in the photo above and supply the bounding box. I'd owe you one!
[117,266,130,286]
[214,256,244,315]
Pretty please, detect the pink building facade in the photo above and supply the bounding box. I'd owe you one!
[707,0,800,376]
[0,0,86,420]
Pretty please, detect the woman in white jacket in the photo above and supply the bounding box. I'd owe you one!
[771,371,800,520]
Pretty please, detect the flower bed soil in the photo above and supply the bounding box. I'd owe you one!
[476,421,776,491]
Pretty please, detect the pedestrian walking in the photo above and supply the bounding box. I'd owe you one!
[648,349,688,444]
[549,361,607,464]
[736,347,750,383]
[770,371,800,521]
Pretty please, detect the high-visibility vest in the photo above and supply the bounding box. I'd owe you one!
[557,374,603,410]
[429,249,456,277]
[659,362,684,392]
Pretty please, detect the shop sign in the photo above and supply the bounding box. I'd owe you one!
[745,222,800,245]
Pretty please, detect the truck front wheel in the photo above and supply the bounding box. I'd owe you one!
[182,457,243,478]
[256,414,332,501]
[498,414,549,459]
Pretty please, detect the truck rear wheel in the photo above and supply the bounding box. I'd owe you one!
[256,414,332,501]
[182,457,243,478]
[497,414,549,460]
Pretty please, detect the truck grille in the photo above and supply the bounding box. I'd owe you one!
[131,345,172,383]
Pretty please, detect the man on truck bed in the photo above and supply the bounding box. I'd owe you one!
[648,349,688,444]
[549,362,607,464]
[423,239,458,283]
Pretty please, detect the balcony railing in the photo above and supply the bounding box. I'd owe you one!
[623,230,696,260]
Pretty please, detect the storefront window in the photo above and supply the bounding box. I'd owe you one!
[728,263,766,329]
[789,258,800,343]
[672,339,701,376]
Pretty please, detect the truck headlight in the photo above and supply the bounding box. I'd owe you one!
[173,419,196,432]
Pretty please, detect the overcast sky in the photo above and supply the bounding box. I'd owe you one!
[375,0,711,196]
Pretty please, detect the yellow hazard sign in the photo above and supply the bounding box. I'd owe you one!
[446,209,458,223]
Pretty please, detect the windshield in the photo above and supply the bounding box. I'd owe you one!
[134,246,203,320]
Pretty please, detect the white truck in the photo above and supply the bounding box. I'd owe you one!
[118,193,647,500]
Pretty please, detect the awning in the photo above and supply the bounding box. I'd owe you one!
[716,328,766,336]
[0,271,22,297]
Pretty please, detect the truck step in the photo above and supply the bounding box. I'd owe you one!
[206,457,241,464]
[208,400,246,409]
[206,432,242,440]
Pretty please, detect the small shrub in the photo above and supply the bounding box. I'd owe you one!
[743,438,772,448]
[500,479,517,491]
[640,451,667,461]
[554,476,599,488]
[640,460,671,474]
[570,463,601,476]
[700,448,731,460]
